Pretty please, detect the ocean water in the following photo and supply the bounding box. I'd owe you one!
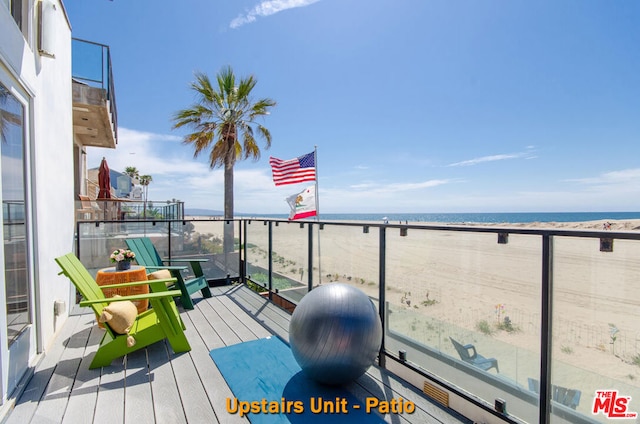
[256,211,640,224]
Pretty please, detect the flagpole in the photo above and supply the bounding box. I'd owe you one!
[314,146,322,286]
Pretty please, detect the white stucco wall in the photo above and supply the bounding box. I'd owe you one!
[0,0,74,402]
[31,0,74,350]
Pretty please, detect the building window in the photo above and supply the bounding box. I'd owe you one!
[0,82,31,346]
[2,0,24,32]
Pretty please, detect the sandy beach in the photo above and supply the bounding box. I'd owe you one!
[191,217,640,414]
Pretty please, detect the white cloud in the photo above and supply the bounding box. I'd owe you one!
[87,127,184,172]
[448,153,524,167]
[448,147,537,167]
[348,179,451,192]
[566,168,640,186]
[230,0,321,29]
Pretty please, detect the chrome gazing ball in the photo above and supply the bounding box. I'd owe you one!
[289,283,382,386]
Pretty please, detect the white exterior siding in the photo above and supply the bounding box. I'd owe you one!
[32,0,74,350]
[0,0,74,405]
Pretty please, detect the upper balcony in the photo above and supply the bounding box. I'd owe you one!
[71,38,118,149]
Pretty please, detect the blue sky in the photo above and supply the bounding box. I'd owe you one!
[66,0,640,214]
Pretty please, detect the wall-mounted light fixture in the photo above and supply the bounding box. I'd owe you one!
[38,0,56,58]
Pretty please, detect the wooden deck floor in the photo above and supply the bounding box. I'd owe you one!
[3,284,470,424]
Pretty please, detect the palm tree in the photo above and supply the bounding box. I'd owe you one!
[139,175,153,219]
[172,66,276,253]
[123,166,139,177]
[123,166,139,183]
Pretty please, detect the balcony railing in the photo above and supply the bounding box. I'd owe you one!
[71,37,118,142]
[75,199,185,223]
[75,218,640,424]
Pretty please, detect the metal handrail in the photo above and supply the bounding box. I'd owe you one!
[71,37,118,143]
[75,217,640,423]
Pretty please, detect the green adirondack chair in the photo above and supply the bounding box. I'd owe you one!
[55,253,191,369]
[125,237,212,310]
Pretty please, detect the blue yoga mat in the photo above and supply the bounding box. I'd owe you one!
[209,336,387,423]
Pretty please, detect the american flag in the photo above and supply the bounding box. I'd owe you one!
[269,152,316,186]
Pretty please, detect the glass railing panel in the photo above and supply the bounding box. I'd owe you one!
[244,220,272,292]
[73,218,640,421]
[169,219,239,281]
[270,221,309,304]
[77,221,170,276]
[309,223,380,305]
[384,228,542,423]
[71,38,111,90]
[551,235,640,423]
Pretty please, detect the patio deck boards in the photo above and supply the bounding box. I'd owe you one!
[4,284,469,424]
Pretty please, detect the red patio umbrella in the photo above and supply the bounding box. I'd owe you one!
[97,157,111,199]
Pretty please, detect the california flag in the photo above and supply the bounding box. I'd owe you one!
[286,186,317,220]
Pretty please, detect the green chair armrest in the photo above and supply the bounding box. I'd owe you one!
[143,265,188,272]
[162,258,209,263]
[98,278,176,290]
[79,289,182,306]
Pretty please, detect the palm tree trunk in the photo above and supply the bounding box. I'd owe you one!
[223,162,234,254]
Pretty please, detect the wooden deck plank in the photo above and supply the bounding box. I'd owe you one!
[25,316,88,423]
[4,315,85,424]
[211,290,272,340]
[123,348,155,424]
[169,335,220,423]
[183,302,227,350]
[93,360,126,424]
[180,310,249,424]
[146,341,187,424]
[89,314,126,424]
[191,295,242,346]
[225,286,291,340]
[61,322,104,424]
[198,291,262,342]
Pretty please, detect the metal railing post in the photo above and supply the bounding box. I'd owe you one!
[167,220,172,260]
[378,225,386,368]
[240,219,245,283]
[308,223,313,292]
[75,221,81,260]
[268,221,273,300]
[540,234,553,424]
